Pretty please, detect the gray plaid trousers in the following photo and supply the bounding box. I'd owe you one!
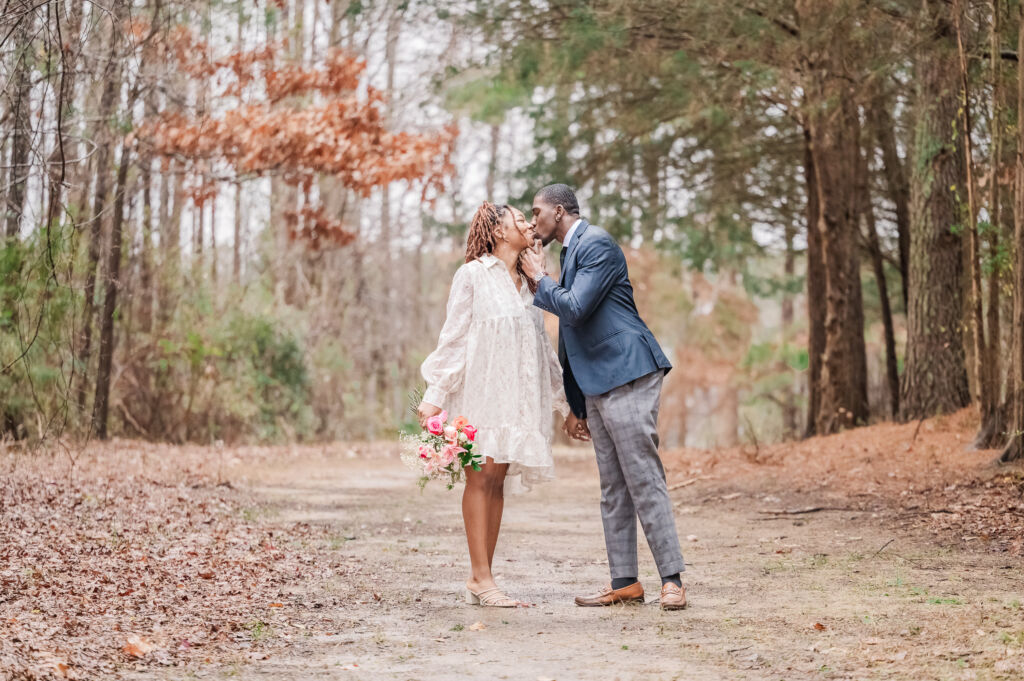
[585,370,685,579]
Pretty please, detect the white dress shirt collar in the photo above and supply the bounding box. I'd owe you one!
[562,218,583,248]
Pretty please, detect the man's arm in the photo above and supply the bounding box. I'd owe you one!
[529,238,620,327]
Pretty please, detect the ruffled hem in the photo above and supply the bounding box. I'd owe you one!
[472,424,556,494]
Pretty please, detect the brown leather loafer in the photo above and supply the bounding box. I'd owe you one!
[660,582,687,610]
[574,581,645,607]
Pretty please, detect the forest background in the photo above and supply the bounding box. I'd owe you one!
[2,0,1024,463]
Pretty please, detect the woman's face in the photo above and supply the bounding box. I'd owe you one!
[502,207,536,251]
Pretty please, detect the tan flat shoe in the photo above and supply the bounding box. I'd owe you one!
[465,585,521,607]
[574,582,645,607]
[660,582,687,610]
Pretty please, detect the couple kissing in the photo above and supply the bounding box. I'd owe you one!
[417,184,686,611]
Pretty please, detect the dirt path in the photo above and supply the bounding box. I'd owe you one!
[164,444,1024,681]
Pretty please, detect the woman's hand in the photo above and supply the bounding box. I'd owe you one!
[564,413,591,441]
[520,240,547,282]
[417,401,442,429]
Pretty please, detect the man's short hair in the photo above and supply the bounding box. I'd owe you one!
[536,183,580,215]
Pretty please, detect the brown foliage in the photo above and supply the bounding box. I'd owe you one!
[138,29,456,247]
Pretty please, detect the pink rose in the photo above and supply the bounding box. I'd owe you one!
[418,445,432,460]
[425,415,444,435]
[463,425,477,441]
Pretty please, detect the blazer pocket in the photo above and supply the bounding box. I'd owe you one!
[582,330,624,359]
[590,329,625,347]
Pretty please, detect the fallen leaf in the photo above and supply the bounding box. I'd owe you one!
[268,602,284,607]
[123,634,154,658]
[468,621,486,631]
[814,622,827,631]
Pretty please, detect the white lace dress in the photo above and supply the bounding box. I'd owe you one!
[421,254,569,491]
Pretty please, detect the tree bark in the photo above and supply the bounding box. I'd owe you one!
[805,92,868,434]
[999,0,1024,462]
[861,145,900,418]
[77,10,125,414]
[92,144,131,439]
[782,223,798,437]
[954,0,991,417]
[802,126,825,437]
[3,7,34,240]
[977,0,1006,448]
[873,104,912,310]
[901,0,971,420]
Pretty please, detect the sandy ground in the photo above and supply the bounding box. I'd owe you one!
[136,442,1024,681]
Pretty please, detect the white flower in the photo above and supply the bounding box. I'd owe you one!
[458,431,469,445]
[443,425,457,441]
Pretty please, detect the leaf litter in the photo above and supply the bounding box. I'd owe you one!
[0,442,350,680]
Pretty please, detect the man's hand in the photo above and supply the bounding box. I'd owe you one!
[563,413,591,441]
[417,401,442,429]
[519,240,547,282]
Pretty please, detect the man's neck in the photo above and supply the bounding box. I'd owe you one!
[556,215,581,244]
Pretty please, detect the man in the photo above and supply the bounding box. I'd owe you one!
[520,183,687,611]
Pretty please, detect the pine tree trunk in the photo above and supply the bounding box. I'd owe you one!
[861,143,900,418]
[954,0,991,421]
[803,126,825,437]
[77,11,125,414]
[782,223,798,437]
[805,88,868,434]
[92,144,131,439]
[873,104,912,310]
[977,0,1006,448]
[3,8,34,240]
[901,1,971,420]
[999,0,1024,462]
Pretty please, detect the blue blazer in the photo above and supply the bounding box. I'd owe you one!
[533,220,672,418]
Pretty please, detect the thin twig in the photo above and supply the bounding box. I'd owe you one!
[872,538,895,558]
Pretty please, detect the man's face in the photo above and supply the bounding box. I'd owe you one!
[531,196,561,246]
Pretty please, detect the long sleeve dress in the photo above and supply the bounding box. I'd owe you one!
[421,254,569,491]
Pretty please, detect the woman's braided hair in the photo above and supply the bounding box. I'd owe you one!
[465,202,538,294]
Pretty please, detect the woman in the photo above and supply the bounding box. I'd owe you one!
[418,202,569,608]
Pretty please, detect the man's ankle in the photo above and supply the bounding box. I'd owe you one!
[611,577,638,590]
[661,573,682,587]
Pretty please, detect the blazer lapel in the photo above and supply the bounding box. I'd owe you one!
[559,220,589,285]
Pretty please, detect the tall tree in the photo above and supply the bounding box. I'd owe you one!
[3,4,34,241]
[999,0,1024,463]
[797,1,869,433]
[901,0,971,420]
[92,144,132,439]
[77,5,127,416]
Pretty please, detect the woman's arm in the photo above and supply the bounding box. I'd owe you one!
[543,334,570,419]
[420,265,474,411]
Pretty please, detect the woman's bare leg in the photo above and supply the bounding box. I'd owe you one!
[464,458,508,591]
[485,466,507,569]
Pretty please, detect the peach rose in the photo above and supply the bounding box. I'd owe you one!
[452,415,469,430]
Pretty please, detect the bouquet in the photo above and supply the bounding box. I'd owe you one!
[400,410,483,490]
